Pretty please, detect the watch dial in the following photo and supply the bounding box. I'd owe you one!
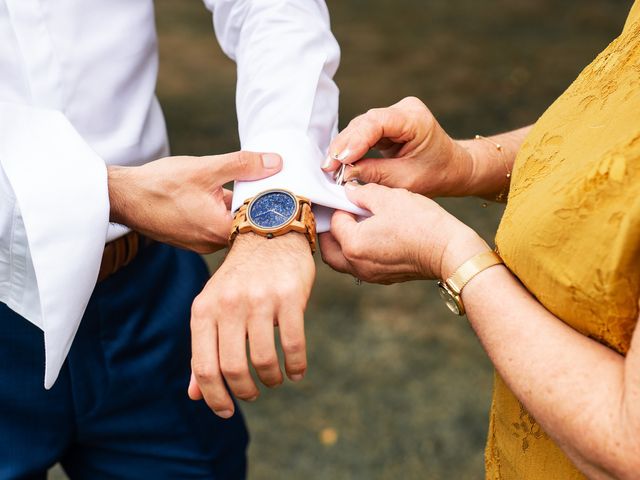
[248,191,297,229]
[437,283,461,315]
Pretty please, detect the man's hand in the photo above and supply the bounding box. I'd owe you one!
[188,232,315,418]
[108,151,282,253]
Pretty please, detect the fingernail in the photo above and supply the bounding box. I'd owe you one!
[215,409,234,419]
[261,153,281,169]
[321,156,334,170]
[332,148,351,162]
[345,182,359,191]
[247,395,259,402]
[290,373,304,382]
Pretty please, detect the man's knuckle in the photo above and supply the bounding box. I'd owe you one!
[401,95,423,107]
[235,389,259,401]
[247,287,270,306]
[236,151,253,171]
[192,362,220,383]
[282,337,306,356]
[191,297,212,322]
[221,363,246,381]
[217,290,242,308]
[365,107,384,117]
[205,398,229,413]
[278,281,300,300]
[252,353,279,370]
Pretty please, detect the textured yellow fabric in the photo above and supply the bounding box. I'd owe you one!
[487,2,640,478]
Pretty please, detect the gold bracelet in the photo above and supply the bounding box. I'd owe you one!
[475,134,511,203]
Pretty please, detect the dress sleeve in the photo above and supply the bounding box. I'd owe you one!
[204,0,367,231]
[0,102,109,389]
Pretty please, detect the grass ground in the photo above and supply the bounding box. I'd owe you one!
[50,1,631,478]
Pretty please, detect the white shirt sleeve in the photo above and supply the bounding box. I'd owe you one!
[0,103,109,389]
[205,0,367,231]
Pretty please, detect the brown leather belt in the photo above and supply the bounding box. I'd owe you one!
[98,231,154,282]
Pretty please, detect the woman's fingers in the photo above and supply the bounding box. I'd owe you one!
[343,182,391,214]
[319,232,353,274]
[343,157,409,187]
[330,210,360,248]
[322,107,411,172]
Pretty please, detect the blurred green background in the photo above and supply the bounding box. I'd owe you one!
[50,0,632,478]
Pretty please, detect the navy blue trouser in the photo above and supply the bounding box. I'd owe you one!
[0,243,248,479]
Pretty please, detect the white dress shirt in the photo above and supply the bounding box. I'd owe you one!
[0,0,365,389]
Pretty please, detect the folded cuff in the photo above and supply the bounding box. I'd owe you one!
[231,129,368,233]
[0,103,109,389]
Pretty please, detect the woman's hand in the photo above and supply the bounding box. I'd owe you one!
[321,96,476,197]
[108,151,282,253]
[320,182,489,284]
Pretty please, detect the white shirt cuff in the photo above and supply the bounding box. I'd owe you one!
[231,129,368,233]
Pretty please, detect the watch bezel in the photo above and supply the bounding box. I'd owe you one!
[437,281,465,316]
[246,189,300,234]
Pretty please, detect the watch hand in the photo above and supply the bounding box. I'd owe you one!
[268,209,287,219]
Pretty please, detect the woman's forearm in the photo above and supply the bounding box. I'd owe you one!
[457,126,532,200]
[454,256,640,479]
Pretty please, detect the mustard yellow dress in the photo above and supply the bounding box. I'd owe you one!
[487,2,640,478]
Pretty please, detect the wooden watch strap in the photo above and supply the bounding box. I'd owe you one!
[228,196,316,253]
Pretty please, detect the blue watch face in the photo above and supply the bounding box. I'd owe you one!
[248,190,298,229]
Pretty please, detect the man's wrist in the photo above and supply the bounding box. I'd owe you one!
[107,165,134,225]
[230,189,316,253]
[231,230,313,255]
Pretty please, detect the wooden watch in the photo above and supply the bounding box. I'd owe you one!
[229,189,317,253]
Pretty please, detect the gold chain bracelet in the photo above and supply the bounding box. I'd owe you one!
[475,134,511,204]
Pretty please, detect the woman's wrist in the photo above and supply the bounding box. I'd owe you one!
[438,227,491,280]
[440,139,479,197]
[454,127,531,200]
[454,138,504,198]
